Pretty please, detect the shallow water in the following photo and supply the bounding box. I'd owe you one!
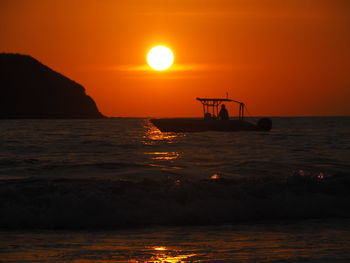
[1,220,350,262]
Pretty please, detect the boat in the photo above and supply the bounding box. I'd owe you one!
[150,97,272,132]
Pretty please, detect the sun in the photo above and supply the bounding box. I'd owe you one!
[147,46,174,71]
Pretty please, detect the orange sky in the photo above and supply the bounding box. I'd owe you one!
[1,0,350,117]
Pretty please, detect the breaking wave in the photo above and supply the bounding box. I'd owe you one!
[1,171,349,230]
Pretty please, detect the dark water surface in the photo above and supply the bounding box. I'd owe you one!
[0,117,349,261]
[1,117,349,181]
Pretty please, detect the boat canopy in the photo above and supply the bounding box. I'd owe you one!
[196,97,245,120]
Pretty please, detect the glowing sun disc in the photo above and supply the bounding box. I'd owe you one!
[147,46,174,71]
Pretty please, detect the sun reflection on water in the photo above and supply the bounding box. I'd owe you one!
[210,173,221,180]
[141,122,184,170]
[153,246,167,251]
[143,121,185,144]
[148,246,197,263]
[144,152,180,160]
[149,253,197,263]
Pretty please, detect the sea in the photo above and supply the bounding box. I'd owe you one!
[0,117,349,262]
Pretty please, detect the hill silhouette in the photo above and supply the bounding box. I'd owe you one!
[0,53,104,118]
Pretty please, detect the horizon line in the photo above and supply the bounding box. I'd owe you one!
[1,115,348,119]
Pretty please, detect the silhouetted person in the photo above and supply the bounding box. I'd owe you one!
[219,104,229,120]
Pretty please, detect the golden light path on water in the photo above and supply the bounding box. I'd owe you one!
[142,122,183,163]
[147,246,197,263]
[144,152,180,160]
[143,123,182,144]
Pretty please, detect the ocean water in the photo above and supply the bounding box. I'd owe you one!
[0,117,350,262]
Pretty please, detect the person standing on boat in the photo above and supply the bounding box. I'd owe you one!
[219,104,229,120]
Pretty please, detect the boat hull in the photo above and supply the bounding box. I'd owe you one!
[150,118,271,132]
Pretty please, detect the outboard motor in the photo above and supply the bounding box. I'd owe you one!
[257,118,272,131]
